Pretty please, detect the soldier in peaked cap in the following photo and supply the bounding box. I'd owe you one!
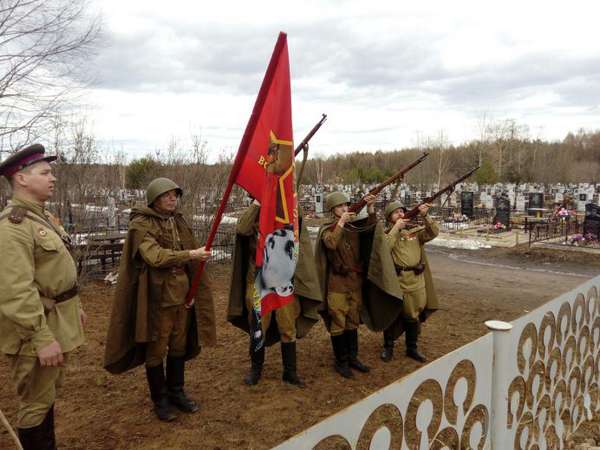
[0,144,86,450]
[104,177,217,422]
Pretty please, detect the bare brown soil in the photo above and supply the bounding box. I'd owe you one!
[0,247,597,449]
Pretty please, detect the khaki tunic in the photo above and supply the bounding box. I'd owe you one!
[321,213,376,334]
[133,210,197,367]
[386,215,439,320]
[0,197,84,427]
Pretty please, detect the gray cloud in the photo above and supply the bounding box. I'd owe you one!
[89,11,600,126]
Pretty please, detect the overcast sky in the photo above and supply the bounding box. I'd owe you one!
[87,0,600,162]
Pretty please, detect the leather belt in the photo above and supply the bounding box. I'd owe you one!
[53,284,79,303]
[171,266,186,275]
[395,263,425,276]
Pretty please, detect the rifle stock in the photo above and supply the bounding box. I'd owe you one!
[348,152,429,213]
[403,166,480,220]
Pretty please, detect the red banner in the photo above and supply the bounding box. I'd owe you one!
[235,33,298,327]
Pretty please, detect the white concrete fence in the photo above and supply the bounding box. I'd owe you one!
[275,276,600,449]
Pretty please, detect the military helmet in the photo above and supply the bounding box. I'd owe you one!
[325,191,350,211]
[385,200,406,220]
[146,177,182,206]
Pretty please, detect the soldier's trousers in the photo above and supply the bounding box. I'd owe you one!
[146,304,190,368]
[402,288,427,323]
[327,290,361,336]
[8,353,67,428]
[245,295,300,343]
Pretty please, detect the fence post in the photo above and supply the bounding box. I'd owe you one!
[485,320,513,449]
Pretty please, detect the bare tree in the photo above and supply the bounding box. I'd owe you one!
[0,0,101,154]
[434,130,451,188]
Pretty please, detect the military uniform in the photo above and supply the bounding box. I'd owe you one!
[381,201,439,362]
[232,202,313,387]
[0,144,84,450]
[103,178,216,422]
[317,192,374,378]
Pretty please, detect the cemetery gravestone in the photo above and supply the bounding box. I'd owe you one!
[584,203,600,239]
[527,192,544,216]
[495,196,511,229]
[461,192,474,218]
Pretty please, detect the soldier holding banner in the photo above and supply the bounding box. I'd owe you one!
[103,177,216,422]
[227,200,322,387]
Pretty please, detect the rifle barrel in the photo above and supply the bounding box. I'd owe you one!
[347,152,429,213]
[404,166,480,219]
[294,114,327,157]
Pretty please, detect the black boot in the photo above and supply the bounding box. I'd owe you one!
[405,321,427,363]
[166,356,199,413]
[18,405,57,450]
[281,342,305,387]
[244,340,265,386]
[146,364,177,421]
[330,334,353,378]
[380,328,395,362]
[345,329,370,373]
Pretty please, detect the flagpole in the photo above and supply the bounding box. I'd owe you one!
[185,32,288,307]
[0,408,23,450]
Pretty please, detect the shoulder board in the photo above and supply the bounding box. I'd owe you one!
[0,206,28,224]
[9,206,28,224]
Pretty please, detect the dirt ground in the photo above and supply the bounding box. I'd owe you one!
[0,245,598,449]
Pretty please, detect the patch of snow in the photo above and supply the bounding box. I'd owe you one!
[428,238,491,250]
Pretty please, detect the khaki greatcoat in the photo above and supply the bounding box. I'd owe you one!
[103,206,216,374]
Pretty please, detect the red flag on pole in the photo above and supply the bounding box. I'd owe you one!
[234,33,297,348]
[186,33,297,343]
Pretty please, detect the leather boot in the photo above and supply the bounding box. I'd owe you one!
[18,405,57,450]
[146,363,177,421]
[405,321,427,363]
[166,356,199,413]
[380,328,395,362]
[281,342,305,387]
[345,329,370,372]
[244,339,265,385]
[330,334,353,378]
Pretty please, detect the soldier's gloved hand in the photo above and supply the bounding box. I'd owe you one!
[393,218,408,230]
[365,194,377,213]
[418,203,432,216]
[189,246,211,261]
[338,211,355,227]
[37,340,64,367]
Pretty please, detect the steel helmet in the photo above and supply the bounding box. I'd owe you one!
[146,177,183,206]
[325,191,350,211]
[384,200,406,220]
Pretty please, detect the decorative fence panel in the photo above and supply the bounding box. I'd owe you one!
[275,334,494,449]
[274,276,600,450]
[492,278,600,449]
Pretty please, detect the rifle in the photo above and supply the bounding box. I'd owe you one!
[294,113,327,157]
[347,152,429,213]
[295,114,327,189]
[403,166,480,220]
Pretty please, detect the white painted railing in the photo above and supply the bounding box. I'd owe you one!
[274,276,600,450]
